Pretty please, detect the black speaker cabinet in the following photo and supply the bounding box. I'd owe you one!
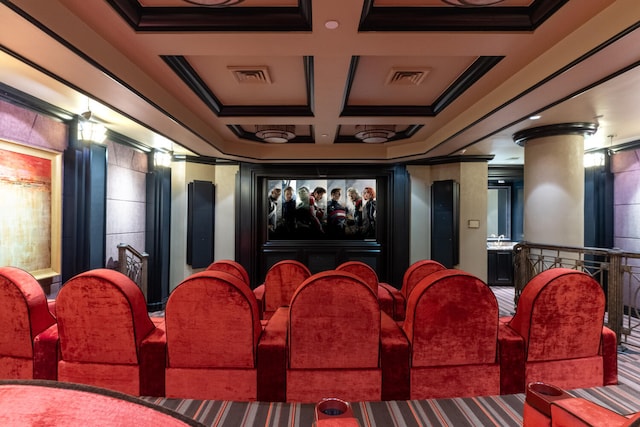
[431,179,459,268]
[187,180,215,268]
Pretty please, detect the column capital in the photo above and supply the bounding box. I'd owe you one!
[513,122,598,147]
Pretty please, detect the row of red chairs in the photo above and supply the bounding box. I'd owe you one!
[0,262,618,402]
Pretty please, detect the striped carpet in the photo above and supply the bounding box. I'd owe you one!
[142,287,640,426]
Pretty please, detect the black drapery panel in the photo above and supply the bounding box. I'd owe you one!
[584,150,614,249]
[62,119,107,283]
[145,162,171,311]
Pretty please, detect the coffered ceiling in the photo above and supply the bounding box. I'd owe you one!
[1,0,639,164]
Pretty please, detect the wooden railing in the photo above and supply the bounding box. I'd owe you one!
[513,242,640,345]
[117,243,149,302]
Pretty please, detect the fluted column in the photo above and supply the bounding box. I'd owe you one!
[513,123,597,246]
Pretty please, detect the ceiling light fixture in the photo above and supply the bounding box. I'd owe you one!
[441,0,505,6]
[255,125,296,143]
[355,125,396,143]
[182,0,244,6]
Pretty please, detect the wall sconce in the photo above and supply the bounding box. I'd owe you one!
[77,120,107,144]
[154,151,173,168]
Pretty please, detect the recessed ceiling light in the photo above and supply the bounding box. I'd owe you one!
[325,20,339,30]
[529,115,541,120]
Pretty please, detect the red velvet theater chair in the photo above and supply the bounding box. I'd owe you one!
[336,261,404,321]
[164,270,263,401]
[0,266,58,380]
[262,270,410,403]
[55,269,166,397]
[403,269,503,399]
[500,268,618,394]
[400,259,446,300]
[205,259,250,286]
[523,382,640,427]
[252,259,311,320]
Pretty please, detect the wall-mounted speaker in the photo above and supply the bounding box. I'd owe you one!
[187,180,215,268]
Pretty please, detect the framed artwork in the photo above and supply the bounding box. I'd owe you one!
[0,139,62,279]
[266,178,377,241]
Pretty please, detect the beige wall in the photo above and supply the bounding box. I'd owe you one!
[169,161,238,291]
[407,165,432,264]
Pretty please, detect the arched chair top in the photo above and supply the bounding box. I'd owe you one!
[206,260,250,286]
[402,260,446,298]
[335,261,378,292]
[403,269,498,367]
[263,260,311,312]
[56,269,155,364]
[508,268,605,361]
[166,270,262,368]
[288,270,381,369]
[0,267,56,357]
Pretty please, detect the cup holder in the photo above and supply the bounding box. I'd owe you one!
[528,382,564,396]
[526,382,572,417]
[315,398,354,420]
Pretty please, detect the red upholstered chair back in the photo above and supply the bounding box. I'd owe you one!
[335,261,378,292]
[165,270,262,368]
[508,268,605,361]
[263,260,311,312]
[206,260,250,286]
[56,269,155,364]
[401,260,446,298]
[288,271,381,369]
[403,269,498,366]
[0,267,56,360]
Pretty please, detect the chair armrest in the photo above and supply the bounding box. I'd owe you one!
[498,322,526,395]
[139,327,167,397]
[601,326,618,386]
[257,306,288,402]
[253,284,265,318]
[380,312,410,401]
[551,398,630,427]
[379,283,406,320]
[33,324,59,380]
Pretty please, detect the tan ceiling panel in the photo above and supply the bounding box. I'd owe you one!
[348,56,476,106]
[187,55,308,106]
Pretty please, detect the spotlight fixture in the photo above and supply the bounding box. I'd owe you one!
[182,0,244,6]
[441,0,505,6]
[355,125,396,143]
[255,125,296,143]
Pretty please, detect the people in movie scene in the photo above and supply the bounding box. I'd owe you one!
[295,186,324,236]
[280,186,296,234]
[326,188,347,237]
[362,186,376,238]
[267,187,281,231]
[310,186,327,227]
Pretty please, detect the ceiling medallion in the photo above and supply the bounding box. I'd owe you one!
[255,125,296,143]
[441,0,505,6]
[355,125,396,144]
[182,0,244,6]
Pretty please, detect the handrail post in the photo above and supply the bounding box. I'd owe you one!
[607,248,623,342]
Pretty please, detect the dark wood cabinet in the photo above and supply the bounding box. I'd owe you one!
[487,250,513,286]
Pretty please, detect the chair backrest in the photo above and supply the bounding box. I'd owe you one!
[0,267,56,358]
[166,270,262,368]
[508,268,605,361]
[335,261,378,292]
[206,260,250,286]
[56,269,155,364]
[288,271,380,369]
[403,269,498,367]
[401,260,446,298]
[263,260,311,312]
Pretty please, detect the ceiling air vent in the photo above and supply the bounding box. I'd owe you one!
[228,66,272,84]
[386,68,430,86]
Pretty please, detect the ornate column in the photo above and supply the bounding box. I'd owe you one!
[513,123,597,246]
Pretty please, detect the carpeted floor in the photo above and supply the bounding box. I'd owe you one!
[142,287,640,426]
